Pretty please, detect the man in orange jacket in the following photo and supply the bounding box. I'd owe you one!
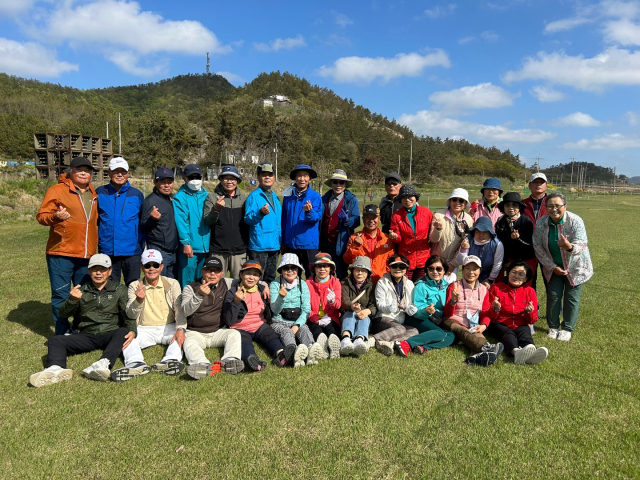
[37,157,99,335]
[343,205,395,283]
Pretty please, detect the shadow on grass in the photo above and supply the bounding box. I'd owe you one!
[7,300,54,340]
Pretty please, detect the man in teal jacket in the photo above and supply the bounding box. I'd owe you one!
[173,164,210,287]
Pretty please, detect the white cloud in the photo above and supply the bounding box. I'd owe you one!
[106,51,168,76]
[603,18,640,45]
[458,36,476,45]
[481,30,500,42]
[398,110,556,143]
[0,38,78,77]
[624,110,639,125]
[502,47,640,92]
[254,35,306,52]
[601,0,640,19]
[544,17,592,33]
[424,4,457,19]
[561,133,640,150]
[317,50,450,85]
[530,85,565,102]
[554,112,602,127]
[216,71,245,85]
[332,11,353,28]
[0,0,36,16]
[428,83,519,111]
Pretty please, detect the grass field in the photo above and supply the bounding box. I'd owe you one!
[1,195,639,479]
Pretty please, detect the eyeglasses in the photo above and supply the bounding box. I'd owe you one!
[143,262,160,269]
[315,264,331,269]
[450,198,465,203]
[547,204,565,211]
[390,264,407,270]
[332,180,346,185]
[427,266,444,272]
[508,270,527,277]
[386,182,399,187]
[281,265,297,272]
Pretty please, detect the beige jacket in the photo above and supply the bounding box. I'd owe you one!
[429,210,474,266]
[126,276,186,329]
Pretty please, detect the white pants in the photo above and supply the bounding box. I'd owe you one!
[123,324,183,365]
[183,329,242,365]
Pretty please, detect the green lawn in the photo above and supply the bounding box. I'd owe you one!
[1,195,638,479]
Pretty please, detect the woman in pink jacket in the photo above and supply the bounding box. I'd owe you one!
[306,253,342,359]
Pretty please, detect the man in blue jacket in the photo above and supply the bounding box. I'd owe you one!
[140,167,179,279]
[245,163,281,283]
[320,169,360,279]
[96,157,145,286]
[173,164,210,287]
[281,164,322,279]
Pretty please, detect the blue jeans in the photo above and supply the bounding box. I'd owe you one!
[178,251,208,288]
[46,254,90,335]
[148,246,177,279]
[341,311,371,340]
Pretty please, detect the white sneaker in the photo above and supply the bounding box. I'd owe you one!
[353,338,368,356]
[368,337,376,348]
[327,334,341,359]
[526,346,549,365]
[82,358,110,382]
[557,330,572,341]
[513,344,536,365]
[293,344,309,368]
[307,343,323,366]
[547,328,559,339]
[340,337,354,356]
[317,333,329,360]
[529,324,535,335]
[30,365,73,388]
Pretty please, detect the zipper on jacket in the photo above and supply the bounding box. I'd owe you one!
[76,189,93,259]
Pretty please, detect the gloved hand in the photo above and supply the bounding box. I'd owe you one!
[406,304,418,316]
[326,289,336,305]
[318,317,331,326]
[337,210,348,225]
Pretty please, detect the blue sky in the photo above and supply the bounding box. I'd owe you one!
[1,0,640,176]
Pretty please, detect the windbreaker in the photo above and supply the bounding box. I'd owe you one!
[244,186,282,252]
[173,184,210,253]
[282,187,322,249]
[484,281,538,330]
[96,181,145,256]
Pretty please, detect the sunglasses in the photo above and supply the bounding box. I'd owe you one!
[390,264,407,270]
[188,175,202,180]
[281,265,297,272]
[427,266,444,272]
[386,182,400,187]
[332,180,346,185]
[450,198,465,203]
[143,262,160,269]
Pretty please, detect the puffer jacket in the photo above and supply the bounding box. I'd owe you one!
[37,173,98,258]
[533,211,594,287]
[429,209,474,267]
[245,187,282,252]
[173,184,210,253]
[96,181,145,256]
[390,205,433,270]
[485,282,538,330]
[412,277,449,321]
[320,189,361,255]
[375,273,416,323]
[343,229,395,283]
[282,187,323,249]
[204,183,249,255]
[340,276,377,317]
[306,276,342,325]
[126,276,185,328]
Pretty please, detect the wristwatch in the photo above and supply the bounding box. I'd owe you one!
[177,328,186,333]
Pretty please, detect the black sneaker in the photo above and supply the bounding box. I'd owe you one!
[481,343,504,357]
[247,354,267,372]
[465,351,497,367]
[283,344,296,366]
[151,360,185,376]
[221,358,245,375]
[272,351,287,368]
[111,362,151,382]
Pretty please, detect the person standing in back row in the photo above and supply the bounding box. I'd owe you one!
[469,178,503,227]
[204,165,249,279]
[522,172,548,292]
[245,163,281,284]
[140,167,179,279]
[379,173,403,234]
[173,164,210,287]
[96,157,145,286]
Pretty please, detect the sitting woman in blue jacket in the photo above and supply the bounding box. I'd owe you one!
[400,255,455,354]
[456,216,504,288]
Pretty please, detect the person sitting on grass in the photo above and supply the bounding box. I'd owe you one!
[485,261,548,365]
[339,257,377,357]
[371,255,419,357]
[457,216,504,288]
[30,254,144,387]
[306,253,343,360]
[224,260,294,371]
[122,249,186,377]
[442,255,503,367]
[398,255,455,355]
[179,257,245,379]
[269,254,324,367]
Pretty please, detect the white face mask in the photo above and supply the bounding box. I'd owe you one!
[187,179,202,191]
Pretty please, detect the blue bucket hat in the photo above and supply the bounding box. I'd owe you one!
[468,216,496,236]
[219,165,242,182]
[480,178,503,195]
[290,164,318,180]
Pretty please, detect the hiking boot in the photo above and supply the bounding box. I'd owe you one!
[151,360,185,376]
[375,340,394,357]
[306,343,323,365]
[247,354,267,372]
[30,365,73,388]
[186,362,222,380]
[395,340,411,357]
[327,334,341,359]
[293,344,309,368]
[465,351,497,367]
[353,337,368,356]
[514,344,537,365]
[526,346,549,365]
[317,333,329,359]
[111,361,151,382]
[220,358,244,375]
[340,337,354,356]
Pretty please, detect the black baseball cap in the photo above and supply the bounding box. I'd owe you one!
[363,204,380,216]
[69,157,96,171]
[155,167,174,181]
[385,173,401,184]
[203,257,223,270]
[184,164,203,177]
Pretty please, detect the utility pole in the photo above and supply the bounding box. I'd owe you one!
[613,166,616,194]
[118,112,122,155]
[535,156,543,172]
[570,157,576,188]
[106,121,109,139]
[398,154,401,174]
[274,142,278,180]
[409,137,413,184]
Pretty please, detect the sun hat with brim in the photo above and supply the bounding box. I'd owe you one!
[468,216,496,236]
[240,260,263,274]
[387,254,410,268]
[397,184,420,201]
[277,253,304,275]
[324,169,353,188]
[480,177,503,195]
[462,255,482,269]
[310,252,335,272]
[290,164,318,180]
[446,188,470,208]
[498,192,527,213]
[349,256,372,273]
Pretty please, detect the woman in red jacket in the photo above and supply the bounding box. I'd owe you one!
[306,253,342,360]
[389,185,433,280]
[485,260,548,365]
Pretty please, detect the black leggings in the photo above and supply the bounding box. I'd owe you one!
[487,322,534,355]
[236,324,284,362]
[307,321,341,340]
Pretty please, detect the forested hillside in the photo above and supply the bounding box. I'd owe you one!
[0,70,529,182]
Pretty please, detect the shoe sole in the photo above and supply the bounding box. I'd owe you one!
[30,369,73,388]
[526,347,549,365]
[151,361,185,376]
[84,369,110,382]
[376,342,394,357]
[466,352,496,367]
[221,358,244,375]
[395,343,409,357]
[514,344,537,365]
[111,365,151,382]
[186,362,222,379]
[317,333,329,359]
[293,345,308,368]
[283,344,297,366]
[493,342,504,357]
[353,342,368,356]
[247,355,267,372]
[327,335,341,359]
[307,343,323,365]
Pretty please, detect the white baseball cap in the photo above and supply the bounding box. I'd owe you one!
[88,254,112,269]
[462,255,482,269]
[529,172,547,183]
[109,157,129,171]
[141,249,163,265]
